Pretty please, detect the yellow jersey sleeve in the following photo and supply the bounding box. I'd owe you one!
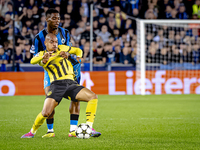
[58,45,83,58]
[58,45,70,52]
[68,47,83,58]
[30,51,44,65]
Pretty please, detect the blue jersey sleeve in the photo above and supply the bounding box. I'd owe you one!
[30,37,39,55]
[30,31,46,55]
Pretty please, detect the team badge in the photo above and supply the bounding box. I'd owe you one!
[61,38,65,44]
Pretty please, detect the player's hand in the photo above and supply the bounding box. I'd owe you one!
[43,52,51,60]
[42,52,51,64]
[60,51,70,59]
[76,57,82,63]
[42,59,48,64]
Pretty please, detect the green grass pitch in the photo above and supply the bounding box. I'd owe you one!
[0,95,200,150]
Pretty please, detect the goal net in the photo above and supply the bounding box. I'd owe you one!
[136,20,200,95]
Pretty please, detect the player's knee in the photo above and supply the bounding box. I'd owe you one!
[89,93,98,101]
[48,109,55,118]
[42,110,52,117]
[52,109,55,115]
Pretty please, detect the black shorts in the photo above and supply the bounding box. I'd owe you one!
[46,79,85,104]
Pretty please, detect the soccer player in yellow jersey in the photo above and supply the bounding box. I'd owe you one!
[21,33,100,138]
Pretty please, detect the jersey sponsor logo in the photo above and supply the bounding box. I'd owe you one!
[61,38,65,44]
[30,45,35,53]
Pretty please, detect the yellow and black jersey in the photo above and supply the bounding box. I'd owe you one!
[31,45,82,83]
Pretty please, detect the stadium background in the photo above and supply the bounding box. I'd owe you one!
[0,1,200,150]
[0,0,200,96]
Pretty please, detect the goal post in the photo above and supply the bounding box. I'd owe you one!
[137,19,146,95]
[137,19,200,95]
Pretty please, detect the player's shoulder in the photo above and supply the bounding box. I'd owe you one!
[34,28,47,39]
[35,28,46,36]
[58,26,69,34]
[58,45,69,50]
[71,46,81,50]
[58,26,69,32]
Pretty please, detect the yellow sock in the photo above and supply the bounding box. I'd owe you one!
[86,99,98,128]
[31,112,47,134]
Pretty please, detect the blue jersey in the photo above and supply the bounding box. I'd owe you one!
[30,27,70,54]
[30,27,81,88]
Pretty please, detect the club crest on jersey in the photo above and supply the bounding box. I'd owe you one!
[61,38,65,44]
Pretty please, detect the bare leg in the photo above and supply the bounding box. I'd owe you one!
[69,101,80,114]
[45,86,56,118]
[32,98,58,134]
[75,88,98,128]
[75,88,98,102]
[68,101,80,133]
[42,98,58,117]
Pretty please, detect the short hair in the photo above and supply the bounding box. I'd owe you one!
[15,43,20,47]
[104,42,112,46]
[109,35,114,39]
[46,8,59,17]
[97,45,102,49]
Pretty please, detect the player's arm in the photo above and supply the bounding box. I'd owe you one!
[30,52,44,64]
[30,52,50,66]
[69,47,83,63]
[58,45,83,58]
[68,47,83,58]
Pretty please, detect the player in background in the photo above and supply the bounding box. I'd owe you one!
[30,8,101,137]
[22,33,100,138]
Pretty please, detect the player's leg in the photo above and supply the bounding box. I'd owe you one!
[75,88,101,137]
[68,60,81,137]
[68,101,80,137]
[21,98,58,138]
[76,88,98,127]
[42,71,56,138]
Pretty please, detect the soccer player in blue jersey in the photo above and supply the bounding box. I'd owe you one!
[30,8,100,138]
